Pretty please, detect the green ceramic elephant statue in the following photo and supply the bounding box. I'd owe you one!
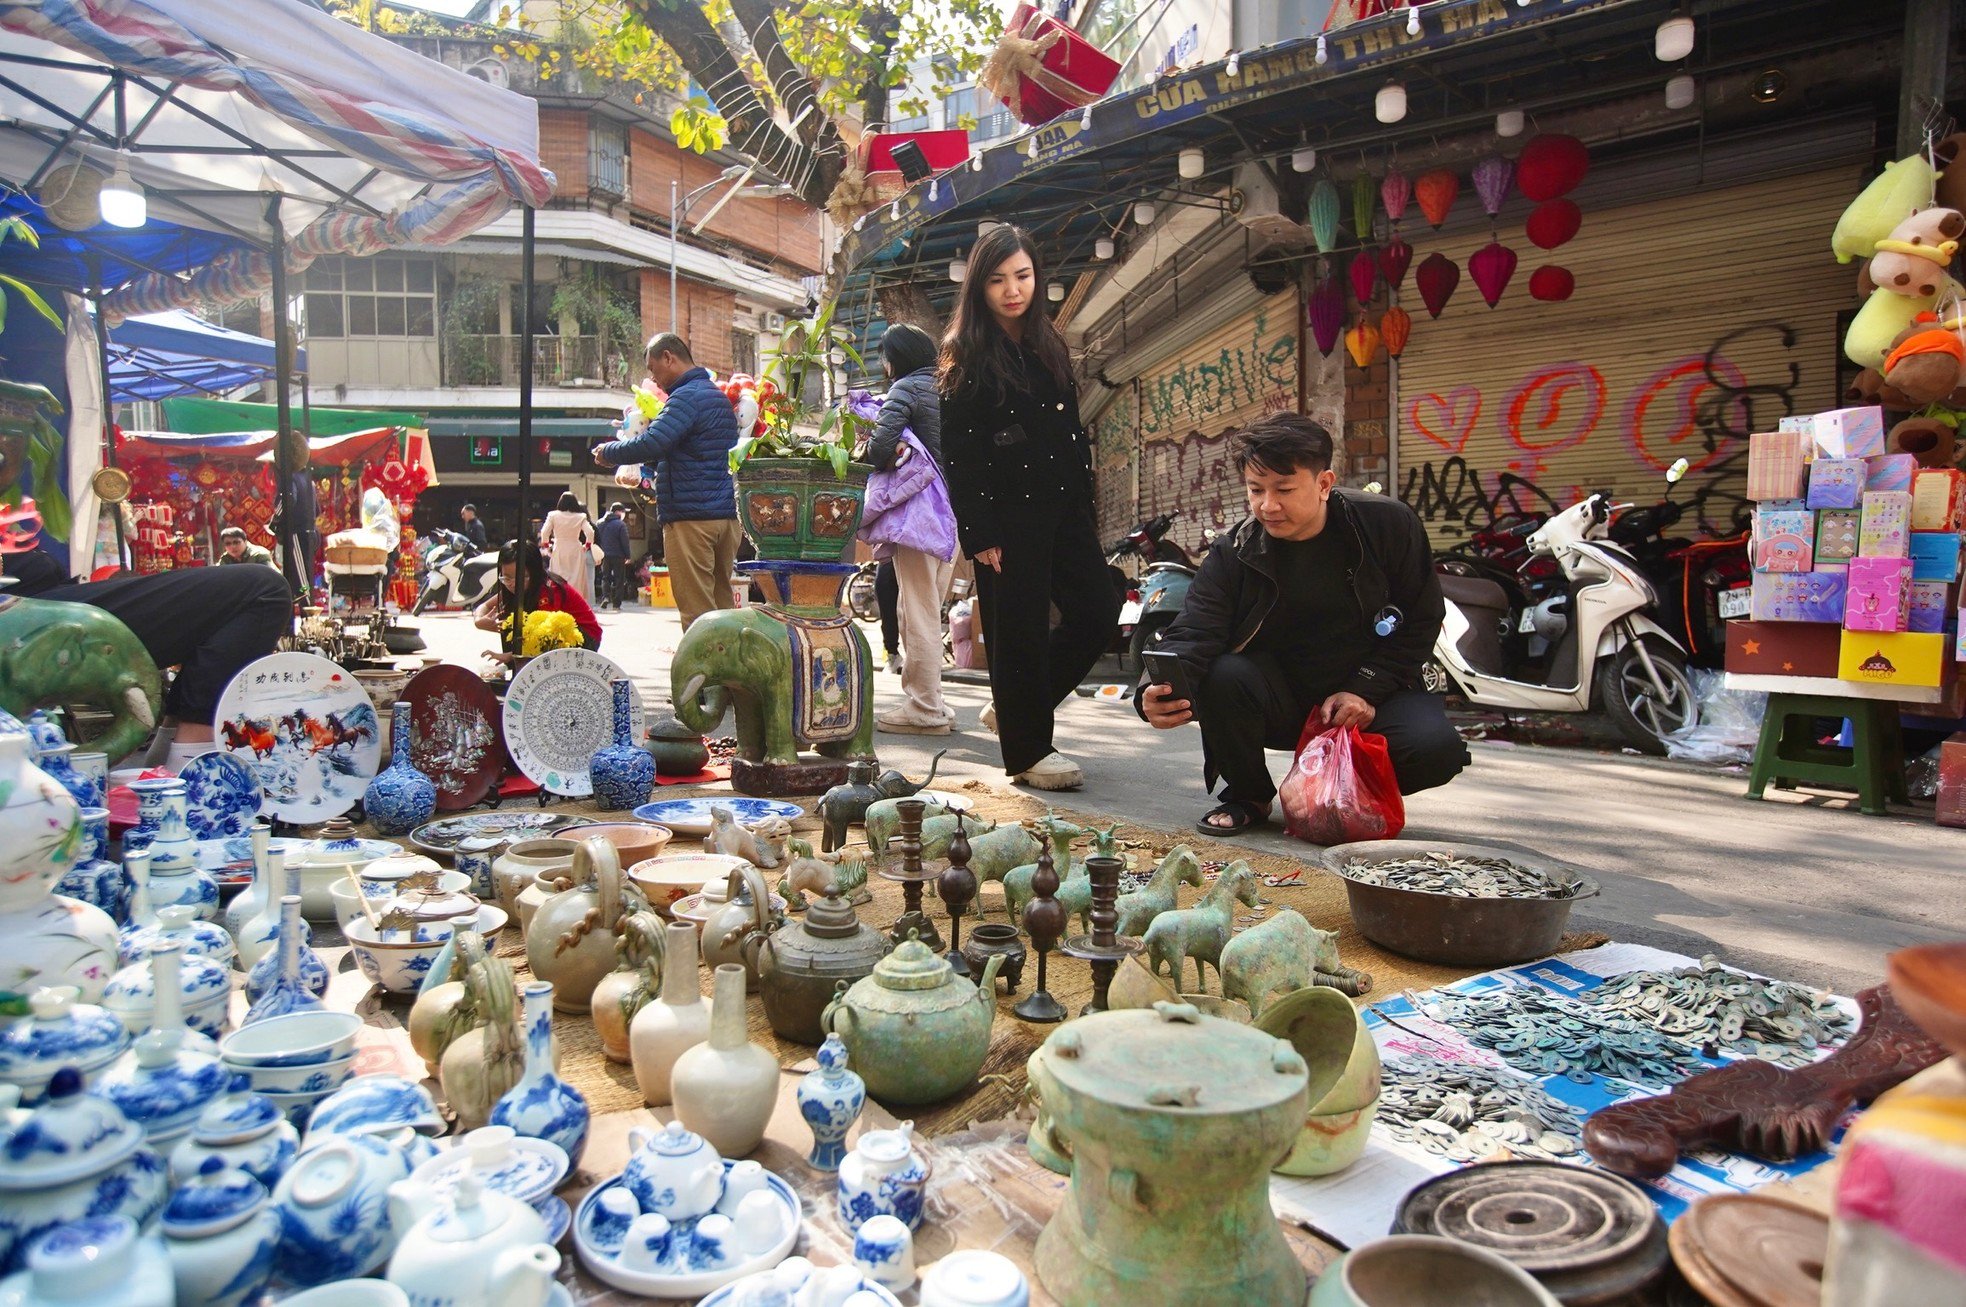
[0,595,163,761]
[671,605,875,767]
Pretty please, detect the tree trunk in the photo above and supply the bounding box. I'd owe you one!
[859,8,901,130]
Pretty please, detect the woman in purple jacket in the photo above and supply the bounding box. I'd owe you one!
[859,323,957,733]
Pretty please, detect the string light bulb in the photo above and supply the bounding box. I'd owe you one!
[1655,12,1695,62]
[1178,147,1204,179]
[1226,52,1239,77]
[1080,104,1093,129]
[889,200,900,220]
[1047,281,1065,302]
[1315,34,1328,65]
[1292,145,1317,173]
[1133,200,1156,225]
[1665,74,1696,108]
[99,152,144,228]
[1375,79,1408,124]
[971,155,983,172]
[950,255,968,282]
[1496,109,1525,138]
[1406,4,1421,36]
[1095,236,1115,259]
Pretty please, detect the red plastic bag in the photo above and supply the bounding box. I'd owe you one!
[1278,723,1406,845]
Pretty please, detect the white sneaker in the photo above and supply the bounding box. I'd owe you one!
[877,712,952,736]
[980,702,998,734]
[1015,751,1084,791]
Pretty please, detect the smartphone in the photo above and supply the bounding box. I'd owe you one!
[1141,650,1199,719]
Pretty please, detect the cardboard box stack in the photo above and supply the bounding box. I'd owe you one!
[1731,408,1960,691]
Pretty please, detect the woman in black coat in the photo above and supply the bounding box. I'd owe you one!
[940,224,1118,790]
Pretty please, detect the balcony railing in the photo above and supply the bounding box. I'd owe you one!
[443,334,633,389]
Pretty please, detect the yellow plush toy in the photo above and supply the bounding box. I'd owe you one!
[1846,277,1964,369]
[1868,207,1965,298]
[1832,154,1940,264]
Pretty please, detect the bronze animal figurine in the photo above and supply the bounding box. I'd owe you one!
[1113,846,1205,939]
[864,795,959,857]
[815,750,946,852]
[1142,863,1260,994]
[955,823,1041,908]
[1220,908,1373,1018]
[1003,812,1089,923]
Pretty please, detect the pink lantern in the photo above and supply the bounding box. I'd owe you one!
[1470,241,1519,308]
[1416,253,1460,319]
[1472,155,1514,218]
[1381,170,1412,225]
[1308,274,1346,355]
[1349,250,1378,304]
[1378,236,1413,290]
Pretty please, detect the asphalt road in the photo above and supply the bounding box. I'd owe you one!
[405,600,1964,995]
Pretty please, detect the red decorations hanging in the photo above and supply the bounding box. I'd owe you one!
[1308,274,1346,356]
[1530,265,1576,301]
[1526,199,1583,250]
[1381,304,1412,358]
[1469,241,1519,307]
[1349,250,1379,304]
[1378,236,1413,290]
[1517,134,1589,202]
[1381,170,1412,225]
[1416,252,1460,318]
[1414,169,1460,228]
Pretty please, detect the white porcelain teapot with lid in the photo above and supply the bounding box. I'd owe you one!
[385,1172,559,1307]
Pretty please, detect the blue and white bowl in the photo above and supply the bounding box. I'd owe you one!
[305,1074,443,1141]
[0,987,130,1102]
[230,1050,355,1097]
[343,917,456,994]
[269,1132,415,1287]
[217,1011,362,1069]
[255,1085,339,1131]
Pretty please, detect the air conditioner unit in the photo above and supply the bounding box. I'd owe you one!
[1230,160,1307,247]
[465,58,509,89]
[762,312,787,332]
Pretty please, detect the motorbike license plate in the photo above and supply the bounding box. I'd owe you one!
[1119,600,1143,626]
[1717,587,1751,619]
[1517,609,1539,634]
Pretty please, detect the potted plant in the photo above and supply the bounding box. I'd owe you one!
[727,301,876,564]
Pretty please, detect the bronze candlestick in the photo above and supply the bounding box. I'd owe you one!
[1059,855,1140,1016]
[936,813,977,979]
[1014,841,1068,1023]
[879,796,943,952]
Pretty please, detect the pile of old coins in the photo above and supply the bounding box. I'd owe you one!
[1420,984,1708,1084]
[1378,1057,1588,1163]
[1339,850,1580,899]
[1573,956,1853,1067]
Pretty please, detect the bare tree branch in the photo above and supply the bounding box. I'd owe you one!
[725,0,827,152]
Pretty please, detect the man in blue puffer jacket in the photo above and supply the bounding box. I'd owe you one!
[590,333,741,630]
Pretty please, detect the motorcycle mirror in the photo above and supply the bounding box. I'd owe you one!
[1665,457,1689,484]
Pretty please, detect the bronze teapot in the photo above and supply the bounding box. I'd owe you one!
[703,864,781,991]
[758,879,889,1045]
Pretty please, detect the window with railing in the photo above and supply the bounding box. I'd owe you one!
[303,256,436,339]
[731,329,758,377]
[589,120,628,197]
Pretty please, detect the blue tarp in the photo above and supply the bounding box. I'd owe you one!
[0,192,254,297]
[106,310,303,402]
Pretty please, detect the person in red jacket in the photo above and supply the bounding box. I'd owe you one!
[475,541,601,656]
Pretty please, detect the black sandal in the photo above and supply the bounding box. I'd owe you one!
[1195,800,1270,837]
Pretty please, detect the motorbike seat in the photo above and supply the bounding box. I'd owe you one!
[1438,573,1510,612]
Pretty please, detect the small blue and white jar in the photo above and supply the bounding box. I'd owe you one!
[0,987,130,1103]
[3,1215,173,1307]
[453,836,506,902]
[852,1213,916,1293]
[160,1158,280,1307]
[119,902,238,971]
[362,703,437,836]
[797,1033,866,1173]
[55,806,125,923]
[169,1074,300,1191]
[90,1028,232,1145]
[836,1122,929,1234]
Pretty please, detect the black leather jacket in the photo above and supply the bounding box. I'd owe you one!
[941,346,1094,559]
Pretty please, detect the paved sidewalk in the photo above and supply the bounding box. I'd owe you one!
[408,601,1965,995]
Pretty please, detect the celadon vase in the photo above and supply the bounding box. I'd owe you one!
[523,836,626,1014]
[670,963,778,1158]
[591,910,664,1064]
[628,921,709,1107]
[408,916,483,1077]
[489,980,591,1165]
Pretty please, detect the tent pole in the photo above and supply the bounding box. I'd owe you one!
[265,192,302,602]
[512,204,535,659]
[87,258,128,571]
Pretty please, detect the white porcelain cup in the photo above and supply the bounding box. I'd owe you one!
[805,1265,872,1307]
[277,1281,411,1307]
[920,1251,1030,1307]
[693,1212,735,1269]
[617,1213,673,1272]
[853,1213,916,1292]
[730,1189,783,1258]
[718,1158,770,1213]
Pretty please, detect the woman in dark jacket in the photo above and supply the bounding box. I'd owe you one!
[940,224,1117,790]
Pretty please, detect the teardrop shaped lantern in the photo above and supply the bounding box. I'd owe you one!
[1352,172,1376,240]
[1416,252,1460,318]
[1345,318,1383,369]
[1414,169,1460,228]
[1309,178,1342,254]
[1349,249,1378,305]
[1380,305,1412,358]
[1308,274,1346,355]
[1472,155,1514,218]
[1377,237,1413,290]
[1381,169,1412,225]
[1469,241,1519,308]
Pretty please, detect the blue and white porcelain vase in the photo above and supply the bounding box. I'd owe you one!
[222,823,273,941]
[102,939,227,1049]
[588,679,656,811]
[91,1026,231,1145]
[32,743,97,812]
[144,783,219,922]
[0,987,130,1103]
[241,896,324,1027]
[836,1121,929,1234]
[363,704,437,837]
[0,1068,170,1275]
[244,864,322,1000]
[126,775,178,846]
[797,1032,866,1172]
[161,1157,281,1307]
[53,806,125,923]
[1,1214,173,1307]
[489,980,591,1165]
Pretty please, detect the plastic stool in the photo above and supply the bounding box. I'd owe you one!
[1746,693,1908,816]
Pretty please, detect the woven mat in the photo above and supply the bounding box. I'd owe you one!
[454,778,1604,1137]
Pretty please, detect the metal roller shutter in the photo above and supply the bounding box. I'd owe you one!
[1393,166,1863,548]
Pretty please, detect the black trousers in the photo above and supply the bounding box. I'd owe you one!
[33,565,293,725]
[875,559,899,656]
[1197,650,1469,805]
[599,556,630,607]
[973,499,1118,775]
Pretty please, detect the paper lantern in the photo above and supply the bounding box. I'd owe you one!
[1414,169,1460,228]
[1529,265,1575,301]
[1526,199,1582,250]
[1416,253,1460,318]
[1349,250,1378,304]
[1381,170,1412,224]
[1381,304,1412,357]
[1378,236,1413,290]
[1472,155,1514,218]
[1345,319,1382,368]
[1517,134,1589,202]
[1352,172,1376,240]
[1308,274,1346,355]
[1309,178,1342,254]
[1470,241,1519,307]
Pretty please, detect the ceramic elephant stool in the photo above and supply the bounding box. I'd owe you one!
[0,595,163,761]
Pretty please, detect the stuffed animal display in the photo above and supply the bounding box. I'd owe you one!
[1832,152,1966,372]
[1881,312,1966,406]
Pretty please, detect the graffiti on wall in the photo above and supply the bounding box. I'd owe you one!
[1399,323,1801,539]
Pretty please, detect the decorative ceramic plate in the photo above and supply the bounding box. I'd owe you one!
[402,664,506,811]
[192,836,258,883]
[631,797,804,839]
[408,811,582,857]
[574,1166,801,1299]
[177,751,264,839]
[502,648,644,798]
[214,653,383,824]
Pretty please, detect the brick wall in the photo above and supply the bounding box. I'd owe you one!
[628,129,823,275]
[538,109,588,198]
[1341,289,1389,487]
[638,268,739,375]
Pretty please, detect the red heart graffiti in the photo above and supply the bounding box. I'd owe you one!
[1621,354,1746,475]
[1408,386,1483,454]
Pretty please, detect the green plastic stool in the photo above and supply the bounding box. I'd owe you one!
[1746,693,1908,816]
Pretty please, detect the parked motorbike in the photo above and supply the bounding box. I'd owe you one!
[1434,512,1562,669]
[1107,511,1199,674]
[1607,459,1752,669]
[1423,491,1699,754]
[411,528,500,614]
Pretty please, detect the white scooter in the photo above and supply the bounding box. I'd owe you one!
[411,529,500,615]
[1422,489,1699,754]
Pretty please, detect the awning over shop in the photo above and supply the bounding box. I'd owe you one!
[120,427,404,467]
[161,397,422,437]
[106,311,304,403]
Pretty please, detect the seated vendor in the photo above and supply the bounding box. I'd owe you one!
[474,540,602,658]
[217,526,275,567]
[1137,414,1470,835]
[2,544,293,768]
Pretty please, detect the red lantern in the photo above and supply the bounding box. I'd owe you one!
[1414,170,1460,228]
[1378,237,1413,290]
[1349,250,1378,304]
[1526,199,1582,250]
[1517,134,1589,202]
[1530,265,1576,301]
[1308,274,1346,356]
[1381,304,1412,358]
[1416,253,1460,318]
[1470,242,1518,307]
[1381,170,1412,225]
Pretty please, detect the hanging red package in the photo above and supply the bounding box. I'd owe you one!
[1279,723,1406,845]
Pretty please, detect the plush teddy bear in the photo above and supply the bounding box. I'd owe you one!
[1866,207,1966,298]
[1880,312,1966,406]
[1889,415,1959,468]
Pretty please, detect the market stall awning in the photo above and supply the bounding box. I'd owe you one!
[105,310,303,403]
[161,397,421,436]
[0,191,253,297]
[119,426,402,467]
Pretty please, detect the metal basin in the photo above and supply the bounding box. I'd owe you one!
[1321,839,1599,968]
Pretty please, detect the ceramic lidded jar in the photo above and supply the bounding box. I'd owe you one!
[491,838,578,921]
[103,937,232,1044]
[452,835,506,902]
[363,703,438,836]
[643,714,710,777]
[0,988,130,1103]
[822,937,1001,1106]
[760,885,889,1045]
[836,1121,928,1233]
[0,1068,170,1275]
[0,1215,173,1307]
[92,1027,232,1145]
[796,1032,865,1172]
[629,921,710,1107]
[589,678,657,810]
[161,1157,282,1307]
[52,806,122,923]
[524,836,630,1014]
[118,901,238,971]
[1029,1002,1310,1307]
[169,1072,300,1190]
[671,963,779,1158]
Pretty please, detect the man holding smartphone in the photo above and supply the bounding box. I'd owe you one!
[1137,414,1469,836]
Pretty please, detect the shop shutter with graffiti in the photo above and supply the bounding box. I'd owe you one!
[1393,167,1860,547]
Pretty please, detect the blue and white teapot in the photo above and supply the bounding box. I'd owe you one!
[622,1120,725,1221]
[0,1068,169,1274]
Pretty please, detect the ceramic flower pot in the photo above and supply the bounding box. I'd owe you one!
[672,964,779,1158]
[589,679,658,811]
[628,921,710,1107]
[363,704,438,836]
[735,457,873,563]
[489,980,592,1165]
[524,836,630,1014]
